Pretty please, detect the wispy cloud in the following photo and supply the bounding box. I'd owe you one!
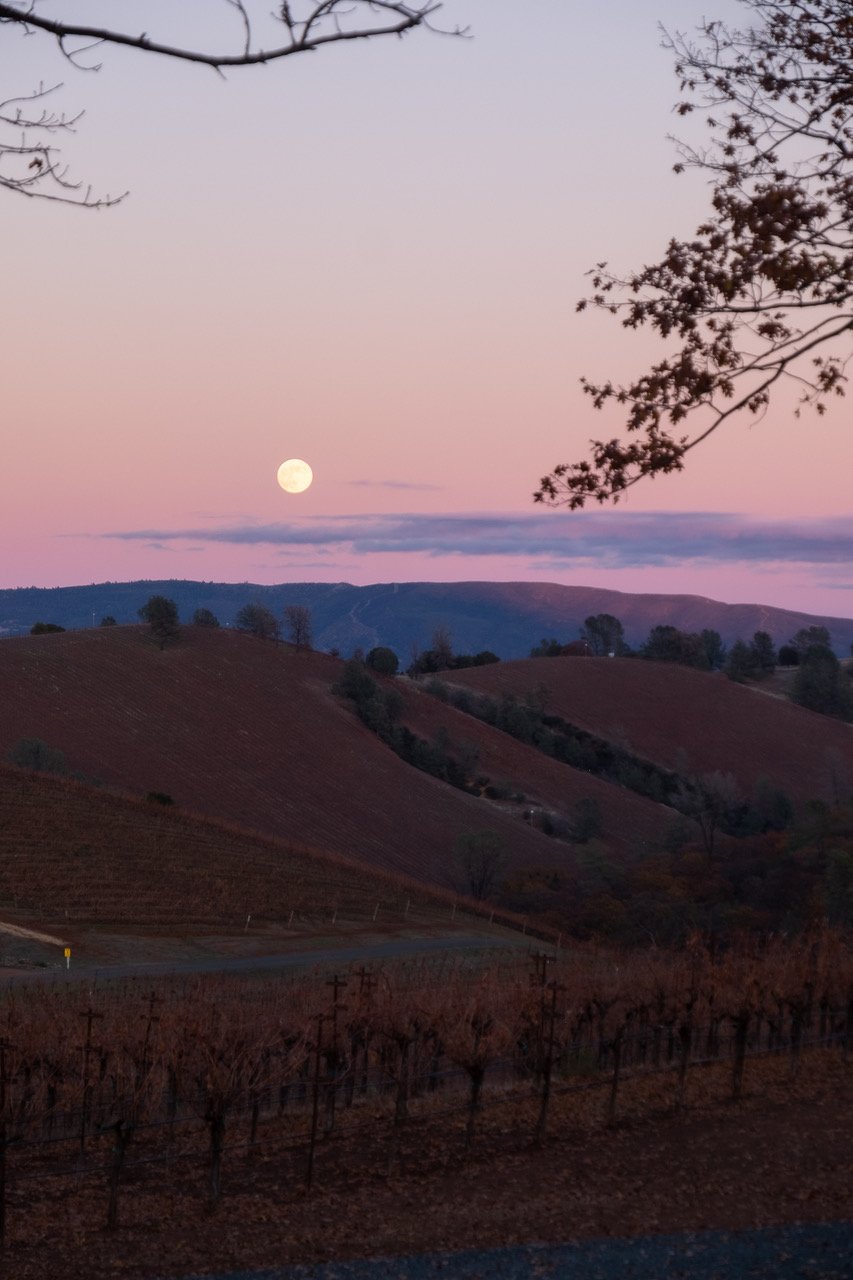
[347,479,443,491]
[98,511,853,572]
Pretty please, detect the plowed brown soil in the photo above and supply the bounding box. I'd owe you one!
[444,656,853,804]
[0,764,515,953]
[0,630,669,895]
[400,683,667,859]
[0,628,565,887]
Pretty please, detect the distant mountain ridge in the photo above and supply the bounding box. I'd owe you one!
[1,579,851,657]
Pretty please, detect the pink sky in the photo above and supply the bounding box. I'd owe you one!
[3,0,851,618]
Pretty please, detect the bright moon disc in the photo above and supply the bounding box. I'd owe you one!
[277,458,313,494]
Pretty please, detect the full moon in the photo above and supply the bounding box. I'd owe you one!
[277,458,313,494]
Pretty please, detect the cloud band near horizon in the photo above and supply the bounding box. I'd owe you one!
[94,511,853,574]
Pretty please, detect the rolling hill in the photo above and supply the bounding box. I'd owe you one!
[5,625,853,954]
[1,579,852,657]
[442,656,853,806]
[0,764,459,933]
[0,625,647,893]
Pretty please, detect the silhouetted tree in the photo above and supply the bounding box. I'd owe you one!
[409,628,498,675]
[700,629,726,671]
[674,770,744,857]
[235,604,280,641]
[536,0,853,506]
[283,604,313,651]
[192,608,220,628]
[580,614,626,656]
[530,638,565,658]
[452,651,500,669]
[30,622,64,634]
[751,630,777,675]
[726,639,760,683]
[454,830,507,901]
[99,616,117,627]
[790,625,832,654]
[791,645,853,721]
[138,595,180,650]
[725,630,777,683]
[641,625,707,668]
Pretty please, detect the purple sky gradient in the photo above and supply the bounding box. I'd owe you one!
[3,0,851,616]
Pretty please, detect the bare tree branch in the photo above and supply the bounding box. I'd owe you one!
[0,1,459,207]
[0,2,445,67]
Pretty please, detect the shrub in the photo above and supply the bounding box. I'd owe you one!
[365,646,399,676]
[571,797,604,843]
[192,608,220,627]
[146,791,174,806]
[333,659,378,704]
[8,738,68,775]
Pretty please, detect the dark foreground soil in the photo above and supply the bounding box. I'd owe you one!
[208,1221,853,1280]
[3,1050,851,1280]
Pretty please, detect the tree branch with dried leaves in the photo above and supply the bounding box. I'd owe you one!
[536,0,853,509]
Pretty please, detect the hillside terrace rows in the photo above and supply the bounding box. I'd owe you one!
[0,628,673,892]
[0,766,523,934]
[444,656,853,807]
[0,627,571,887]
[397,676,667,857]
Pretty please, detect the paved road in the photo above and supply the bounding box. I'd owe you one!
[177,1221,853,1280]
[1,933,533,985]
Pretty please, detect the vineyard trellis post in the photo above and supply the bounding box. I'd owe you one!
[78,1005,104,1154]
[607,1011,633,1128]
[348,967,376,1106]
[103,995,161,1231]
[676,978,699,1112]
[531,952,554,1086]
[0,1038,11,1250]
[386,1026,417,1178]
[534,980,564,1148]
[463,1028,487,1151]
[323,975,348,1137]
[305,1012,326,1192]
[731,1008,751,1103]
[138,991,161,1086]
[0,932,847,1244]
[105,1114,134,1231]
